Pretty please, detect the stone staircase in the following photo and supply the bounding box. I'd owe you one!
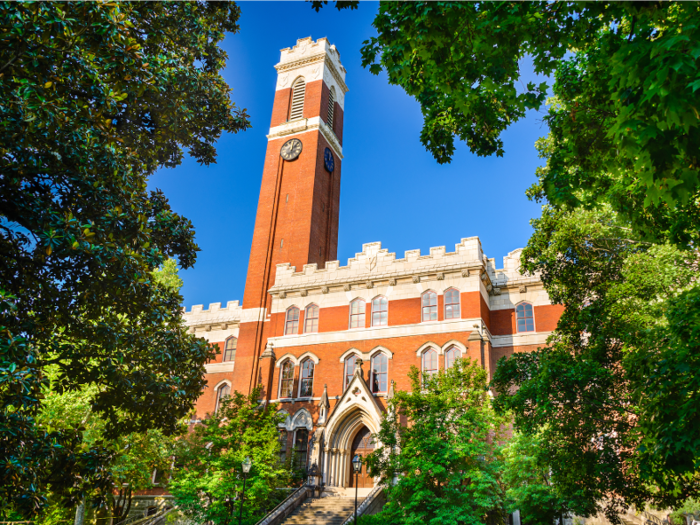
[279,496,364,525]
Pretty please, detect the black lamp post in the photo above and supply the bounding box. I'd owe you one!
[352,454,362,525]
[238,456,252,525]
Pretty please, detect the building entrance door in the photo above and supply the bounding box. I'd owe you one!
[349,426,374,488]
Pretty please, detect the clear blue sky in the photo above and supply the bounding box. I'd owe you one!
[147,2,550,309]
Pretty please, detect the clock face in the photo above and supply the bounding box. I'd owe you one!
[280,138,302,161]
[324,147,335,172]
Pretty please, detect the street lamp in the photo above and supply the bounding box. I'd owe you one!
[238,456,252,525]
[352,454,362,525]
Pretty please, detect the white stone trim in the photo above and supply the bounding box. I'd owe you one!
[441,340,467,355]
[267,116,343,159]
[213,379,232,390]
[291,408,314,431]
[415,341,441,356]
[205,362,235,374]
[241,307,268,323]
[368,345,393,360]
[338,348,363,362]
[297,351,320,365]
[491,331,552,348]
[275,353,299,367]
[269,317,487,349]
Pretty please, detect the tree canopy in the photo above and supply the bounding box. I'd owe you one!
[0,1,248,515]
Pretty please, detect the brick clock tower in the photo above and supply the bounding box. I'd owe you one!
[233,37,348,396]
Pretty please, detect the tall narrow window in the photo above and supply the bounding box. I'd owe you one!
[215,383,230,413]
[289,77,306,120]
[279,361,295,399]
[285,306,300,335]
[304,304,319,333]
[299,359,314,397]
[444,288,461,319]
[371,353,388,393]
[422,291,438,322]
[422,349,438,378]
[223,337,237,362]
[344,354,358,389]
[516,302,535,333]
[279,430,288,464]
[326,87,336,129]
[371,296,388,327]
[445,346,461,369]
[349,299,365,329]
[294,429,309,470]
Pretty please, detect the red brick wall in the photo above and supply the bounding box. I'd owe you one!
[534,304,564,332]
[270,88,291,128]
[333,103,343,145]
[388,298,421,326]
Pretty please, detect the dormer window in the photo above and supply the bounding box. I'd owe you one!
[290,77,305,120]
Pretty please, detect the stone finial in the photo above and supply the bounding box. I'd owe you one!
[260,341,276,360]
[468,330,482,341]
[387,379,395,400]
[319,384,330,409]
[355,359,364,379]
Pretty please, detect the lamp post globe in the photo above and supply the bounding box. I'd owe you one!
[238,457,252,525]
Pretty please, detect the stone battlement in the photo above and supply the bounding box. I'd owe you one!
[183,300,242,329]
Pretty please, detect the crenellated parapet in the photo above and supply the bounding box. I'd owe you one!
[183,300,242,332]
[269,238,490,297]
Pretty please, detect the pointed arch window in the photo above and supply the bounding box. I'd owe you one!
[279,360,295,399]
[294,429,309,471]
[444,288,461,320]
[371,296,388,327]
[349,299,365,329]
[299,359,314,397]
[304,304,319,334]
[422,348,438,378]
[278,430,288,464]
[215,383,230,413]
[290,77,306,120]
[344,354,358,389]
[422,291,438,322]
[445,346,461,369]
[223,337,237,362]
[285,306,300,335]
[370,353,388,393]
[326,86,336,129]
[516,302,535,332]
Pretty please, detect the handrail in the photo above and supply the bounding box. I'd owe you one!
[113,506,176,525]
[642,511,663,525]
[254,484,310,525]
[340,485,383,525]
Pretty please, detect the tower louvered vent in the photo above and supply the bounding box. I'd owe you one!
[290,78,306,120]
[326,87,335,129]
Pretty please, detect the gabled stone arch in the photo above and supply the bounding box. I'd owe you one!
[291,407,313,431]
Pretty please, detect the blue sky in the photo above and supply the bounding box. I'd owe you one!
[147,2,550,309]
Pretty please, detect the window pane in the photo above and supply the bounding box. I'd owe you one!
[371,354,388,393]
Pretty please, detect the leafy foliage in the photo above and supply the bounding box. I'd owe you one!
[502,431,573,525]
[321,1,700,246]
[365,359,508,525]
[169,386,290,525]
[0,1,249,515]
[492,205,700,519]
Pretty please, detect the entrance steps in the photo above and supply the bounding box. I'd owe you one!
[320,487,373,498]
[278,496,364,525]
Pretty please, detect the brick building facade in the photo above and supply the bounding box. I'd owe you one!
[182,37,562,491]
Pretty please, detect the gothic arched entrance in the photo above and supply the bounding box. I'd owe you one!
[349,426,374,488]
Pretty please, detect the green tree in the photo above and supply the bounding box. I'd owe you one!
[492,205,700,519]
[365,359,508,525]
[318,1,700,247]
[0,1,249,515]
[169,386,290,525]
[502,431,573,525]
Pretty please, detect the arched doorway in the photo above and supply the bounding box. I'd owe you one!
[348,426,374,488]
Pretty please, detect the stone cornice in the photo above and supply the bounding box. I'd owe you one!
[267,117,343,159]
[275,54,349,94]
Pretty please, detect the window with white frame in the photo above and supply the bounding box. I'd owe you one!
[290,77,306,120]
[422,348,438,378]
[372,296,388,327]
[516,302,535,333]
[299,358,314,397]
[349,299,365,328]
[444,288,460,319]
[422,291,437,322]
[344,354,358,389]
[223,336,237,362]
[371,353,388,393]
[304,304,319,333]
[279,360,295,398]
[285,306,300,335]
[445,346,461,369]
[215,383,230,413]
